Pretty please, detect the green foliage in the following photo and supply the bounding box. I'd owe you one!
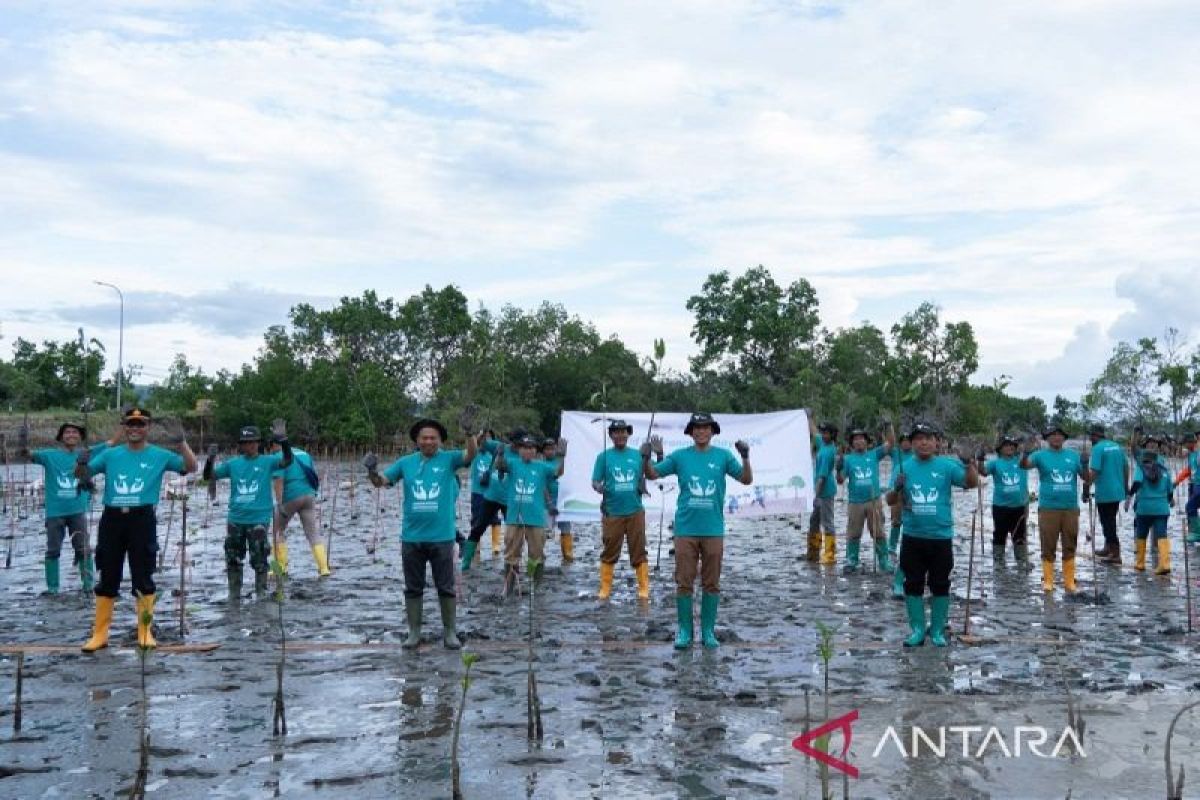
[1083,329,1200,434]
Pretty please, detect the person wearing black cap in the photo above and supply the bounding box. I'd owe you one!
[494,433,565,592]
[1127,448,1174,574]
[810,423,839,564]
[541,437,573,563]
[591,419,649,600]
[461,426,525,570]
[1174,432,1200,544]
[22,421,117,593]
[979,433,1029,564]
[835,428,893,573]
[886,421,979,647]
[77,406,197,651]
[1086,423,1128,563]
[1021,424,1090,594]
[643,412,752,649]
[204,424,293,598]
[366,411,476,649]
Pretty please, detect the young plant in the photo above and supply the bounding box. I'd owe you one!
[814,621,835,800]
[132,601,153,799]
[1166,700,1200,800]
[270,557,288,737]
[526,556,543,742]
[451,651,479,800]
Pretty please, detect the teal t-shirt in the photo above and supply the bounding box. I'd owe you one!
[1088,440,1127,504]
[215,453,285,525]
[546,460,561,509]
[383,449,467,543]
[469,450,494,495]
[887,445,910,490]
[481,441,515,504]
[503,458,556,528]
[34,444,108,518]
[591,446,645,517]
[1132,464,1172,516]
[839,448,884,503]
[1189,451,1200,486]
[1028,448,1083,510]
[89,444,186,508]
[899,455,967,539]
[815,443,837,499]
[655,445,744,537]
[984,456,1027,508]
[271,447,317,504]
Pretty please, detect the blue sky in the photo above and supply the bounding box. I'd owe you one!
[2,1,1197,396]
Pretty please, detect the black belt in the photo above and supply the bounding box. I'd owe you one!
[103,504,155,515]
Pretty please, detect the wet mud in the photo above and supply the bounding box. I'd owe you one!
[1,465,1198,798]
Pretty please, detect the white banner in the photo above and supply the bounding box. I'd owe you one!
[558,409,813,523]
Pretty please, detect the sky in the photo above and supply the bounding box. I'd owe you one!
[2,0,1198,400]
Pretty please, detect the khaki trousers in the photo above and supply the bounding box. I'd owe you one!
[601,511,648,566]
[847,498,884,541]
[504,524,545,566]
[1038,509,1079,562]
[674,536,724,596]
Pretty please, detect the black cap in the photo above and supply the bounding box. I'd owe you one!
[607,419,634,434]
[541,437,557,448]
[509,426,528,442]
[410,418,448,443]
[121,405,152,422]
[909,421,941,438]
[996,433,1019,451]
[1087,423,1106,438]
[516,435,539,448]
[817,422,839,436]
[1042,423,1069,438]
[56,422,86,442]
[684,412,721,435]
[848,428,871,443]
[1141,432,1165,446]
[1184,432,1197,444]
[238,425,261,442]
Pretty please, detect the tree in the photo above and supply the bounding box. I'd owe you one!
[889,302,979,425]
[150,354,212,412]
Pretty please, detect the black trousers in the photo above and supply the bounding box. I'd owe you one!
[1096,501,1120,547]
[402,541,456,598]
[900,535,953,598]
[991,505,1028,547]
[467,499,507,543]
[95,506,157,598]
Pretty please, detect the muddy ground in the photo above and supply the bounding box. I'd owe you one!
[2,463,1199,799]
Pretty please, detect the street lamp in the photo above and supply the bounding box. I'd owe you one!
[94,281,124,410]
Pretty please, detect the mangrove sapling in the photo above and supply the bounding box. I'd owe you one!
[451,651,479,800]
[1165,699,1200,800]
[270,557,288,737]
[131,598,153,800]
[815,621,835,800]
[1053,638,1086,752]
[526,556,544,743]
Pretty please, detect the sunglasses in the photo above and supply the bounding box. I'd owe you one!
[123,420,149,428]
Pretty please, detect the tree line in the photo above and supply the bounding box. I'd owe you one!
[2,267,1197,445]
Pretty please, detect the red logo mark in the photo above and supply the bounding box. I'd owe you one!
[792,709,859,778]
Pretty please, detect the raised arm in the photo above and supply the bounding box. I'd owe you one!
[734,440,753,486]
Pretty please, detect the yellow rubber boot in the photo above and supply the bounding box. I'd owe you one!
[1063,558,1077,593]
[490,524,502,555]
[561,533,574,562]
[81,596,115,652]
[806,532,820,562]
[635,562,650,600]
[275,540,289,575]
[311,543,331,577]
[1154,538,1171,575]
[598,562,614,600]
[820,534,837,566]
[1041,561,1054,592]
[136,593,157,649]
[1134,539,1147,571]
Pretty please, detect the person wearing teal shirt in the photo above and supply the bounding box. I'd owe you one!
[269,439,328,577]
[886,421,978,648]
[205,425,293,597]
[1021,424,1090,594]
[886,432,912,558]
[1177,431,1200,543]
[461,428,524,570]
[26,421,112,593]
[809,422,839,565]
[1087,424,1129,564]
[644,412,752,650]
[541,437,572,563]
[981,433,1030,564]
[1127,450,1175,574]
[467,431,503,557]
[835,429,893,574]
[369,414,476,649]
[78,406,197,652]
[494,434,565,594]
[591,419,649,600]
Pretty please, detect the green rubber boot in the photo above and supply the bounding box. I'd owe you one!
[459,540,478,572]
[699,593,720,649]
[888,524,901,555]
[77,554,94,593]
[903,595,926,647]
[874,540,893,573]
[44,557,60,594]
[842,539,861,574]
[929,595,950,647]
[403,596,423,649]
[674,595,694,649]
[1188,516,1200,544]
[438,595,461,650]
[892,554,905,599]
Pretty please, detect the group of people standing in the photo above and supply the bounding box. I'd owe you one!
[17,405,1199,654]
